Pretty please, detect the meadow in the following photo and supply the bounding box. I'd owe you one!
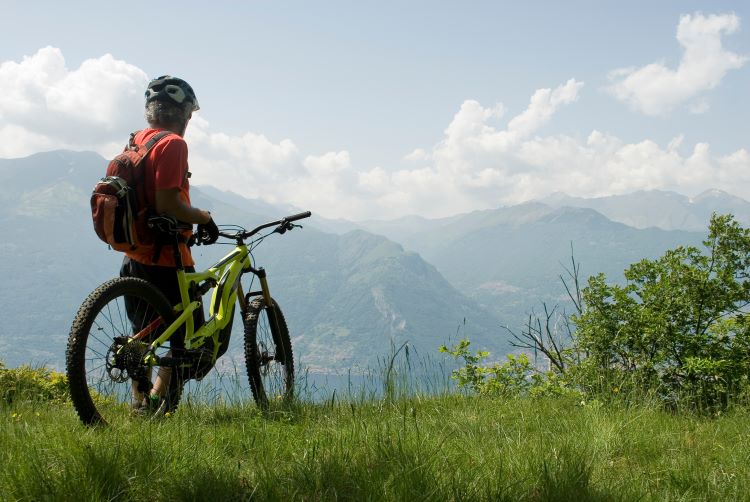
[3,388,750,501]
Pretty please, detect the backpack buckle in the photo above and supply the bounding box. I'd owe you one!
[101,176,129,198]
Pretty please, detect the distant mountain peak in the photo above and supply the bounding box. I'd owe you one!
[537,188,750,231]
[541,205,614,226]
[1,149,104,164]
[691,188,734,202]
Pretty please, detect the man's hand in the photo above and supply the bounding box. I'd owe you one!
[195,216,219,245]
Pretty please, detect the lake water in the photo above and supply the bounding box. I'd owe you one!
[181,354,456,404]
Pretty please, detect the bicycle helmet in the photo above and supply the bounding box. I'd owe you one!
[145,75,200,111]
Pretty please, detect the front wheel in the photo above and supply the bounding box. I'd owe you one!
[66,277,183,426]
[243,297,294,408]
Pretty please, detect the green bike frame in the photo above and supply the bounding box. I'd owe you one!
[139,241,271,367]
[130,211,310,370]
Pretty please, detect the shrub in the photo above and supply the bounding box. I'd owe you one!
[0,361,69,405]
[439,339,580,398]
[448,214,750,411]
[573,214,750,410]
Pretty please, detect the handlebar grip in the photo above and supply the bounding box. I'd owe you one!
[285,211,312,222]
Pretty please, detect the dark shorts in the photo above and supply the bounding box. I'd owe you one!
[120,256,204,352]
[120,257,190,306]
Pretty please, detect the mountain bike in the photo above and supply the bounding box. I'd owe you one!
[66,211,311,426]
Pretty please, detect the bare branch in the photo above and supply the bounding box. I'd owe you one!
[560,243,583,314]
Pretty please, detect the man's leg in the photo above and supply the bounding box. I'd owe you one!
[144,263,203,398]
[120,257,202,403]
[120,257,182,403]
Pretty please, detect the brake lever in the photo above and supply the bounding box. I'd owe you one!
[273,221,302,235]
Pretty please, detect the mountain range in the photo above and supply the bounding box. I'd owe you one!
[0,151,502,371]
[349,202,706,326]
[539,189,750,231]
[2,149,743,375]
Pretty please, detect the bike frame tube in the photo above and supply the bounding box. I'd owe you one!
[146,242,257,356]
[124,211,310,379]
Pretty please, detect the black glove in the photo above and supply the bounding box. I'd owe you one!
[195,215,219,245]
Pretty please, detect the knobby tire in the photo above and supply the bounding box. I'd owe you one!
[243,297,294,409]
[66,277,183,426]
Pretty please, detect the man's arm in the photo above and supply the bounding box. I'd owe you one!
[155,188,211,224]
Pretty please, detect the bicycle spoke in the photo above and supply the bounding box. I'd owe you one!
[115,296,128,340]
[86,362,107,374]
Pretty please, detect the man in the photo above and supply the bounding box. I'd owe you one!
[121,75,219,411]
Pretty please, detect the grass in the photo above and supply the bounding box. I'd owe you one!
[3,393,750,501]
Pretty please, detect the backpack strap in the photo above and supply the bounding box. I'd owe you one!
[135,130,179,264]
[140,130,173,157]
[126,129,173,152]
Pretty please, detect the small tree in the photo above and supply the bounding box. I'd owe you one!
[574,214,750,409]
[442,214,750,410]
[439,339,534,396]
[507,250,584,376]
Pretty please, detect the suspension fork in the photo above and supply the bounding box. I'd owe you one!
[254,267,274,308]
[247,267,287,363]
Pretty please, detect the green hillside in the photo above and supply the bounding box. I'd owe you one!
[2,150,734,373]
[0,151,504,370]
[358,203,706,325]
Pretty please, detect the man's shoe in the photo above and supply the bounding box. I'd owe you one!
[130,394,165,417]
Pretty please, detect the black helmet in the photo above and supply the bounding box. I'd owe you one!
[145,75,200,111]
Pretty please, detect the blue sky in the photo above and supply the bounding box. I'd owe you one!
[1,1,748,219]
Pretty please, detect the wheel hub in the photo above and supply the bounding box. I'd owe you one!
[105,337,149,382]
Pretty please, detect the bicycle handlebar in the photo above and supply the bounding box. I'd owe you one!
[216,211,312,241]
[284,211,313,223]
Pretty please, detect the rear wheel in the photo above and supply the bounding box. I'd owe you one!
[243,297,294,408]
[66,277,183,426]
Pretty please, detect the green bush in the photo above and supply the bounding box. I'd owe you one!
[447,214,750,411]
[573,214,750,410]
[439,339,581,398]
[0,360,69,405]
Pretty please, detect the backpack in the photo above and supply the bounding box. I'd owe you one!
[90,131,171,252]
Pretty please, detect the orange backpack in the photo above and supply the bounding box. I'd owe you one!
[91,131,171,252]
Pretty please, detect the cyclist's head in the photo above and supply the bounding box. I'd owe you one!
[144,75,199,135]
[145,75,199,111]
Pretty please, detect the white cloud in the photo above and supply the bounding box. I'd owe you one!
[186,118,372,217]
[185,116,302,202]
[326,81,750,218]
[606,12,748,116]
[507,79,582,137]
[403,148,429,162]
[1,47,748,221]
[0,125,59,158]
[182,79,583,219]
[0,47,148,156]
[304,151,351,176]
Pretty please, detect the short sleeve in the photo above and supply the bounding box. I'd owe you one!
[151,136,188,191]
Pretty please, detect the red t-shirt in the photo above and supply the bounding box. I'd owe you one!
[125,128,195,267]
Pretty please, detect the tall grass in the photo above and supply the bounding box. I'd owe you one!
[3,392,750,500]
[3,350,750,500]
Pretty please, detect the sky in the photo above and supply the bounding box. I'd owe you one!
[1,1,749,220]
